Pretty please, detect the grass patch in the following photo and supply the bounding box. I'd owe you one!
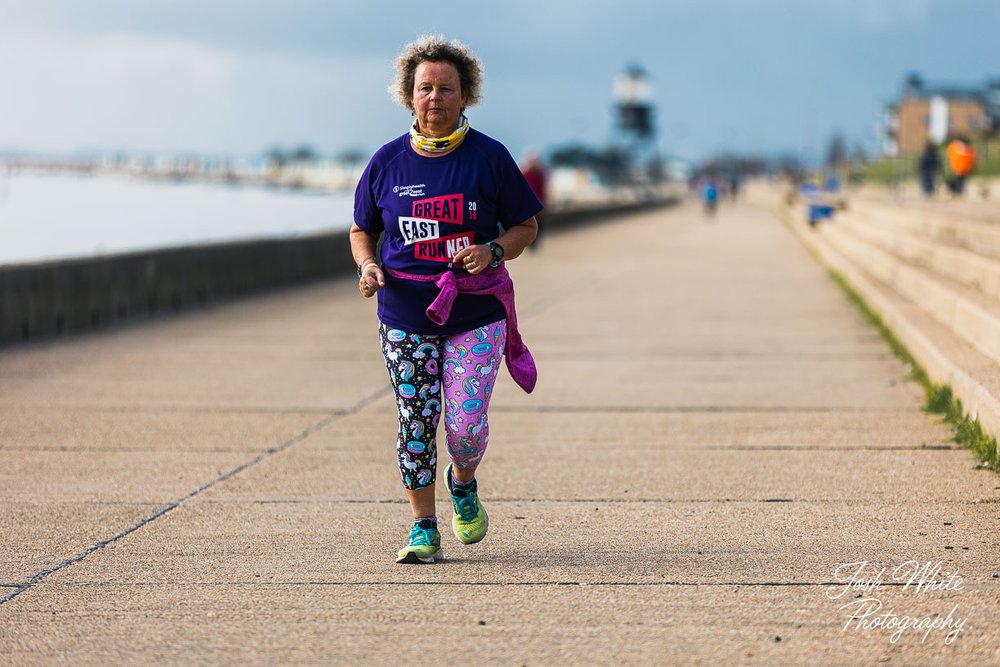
[853,156,916,185]
[828,271,1000,473]
[854,138,1000,184]
[973,138,1000,178]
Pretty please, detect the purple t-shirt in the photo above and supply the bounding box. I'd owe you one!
[354,129,542,335]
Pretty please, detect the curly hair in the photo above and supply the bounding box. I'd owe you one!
[390,35,483,111]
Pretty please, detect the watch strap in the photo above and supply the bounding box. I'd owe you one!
[487,241,504,267]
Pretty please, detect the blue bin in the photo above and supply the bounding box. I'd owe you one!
[808,204,835,226]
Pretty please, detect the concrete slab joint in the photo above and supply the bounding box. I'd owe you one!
[2,197,998,664]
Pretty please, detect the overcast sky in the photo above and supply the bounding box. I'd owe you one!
[1,0,997,163]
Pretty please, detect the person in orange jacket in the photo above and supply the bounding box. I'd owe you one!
[945,136,977,196]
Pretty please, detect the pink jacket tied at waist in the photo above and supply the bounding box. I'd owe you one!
[384,264,536,393]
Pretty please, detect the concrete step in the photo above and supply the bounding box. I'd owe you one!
[835,211,1000,302]
[852,200,1000,259]
[854,186,1000,224]
[815,231,1000,436]
[820,222,1000,368]
[762,207,1000,438]
[746,181,1000,436]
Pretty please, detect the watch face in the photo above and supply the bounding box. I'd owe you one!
[490,242,504,261]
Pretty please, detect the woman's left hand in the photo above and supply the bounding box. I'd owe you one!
[453,244,492,275]
[359,263,385,298]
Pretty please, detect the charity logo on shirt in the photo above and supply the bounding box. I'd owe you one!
[398,193,474,263]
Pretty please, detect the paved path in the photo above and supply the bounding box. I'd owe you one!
[2,201,998,665]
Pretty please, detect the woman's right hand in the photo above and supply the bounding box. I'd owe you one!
[359,263,385,298]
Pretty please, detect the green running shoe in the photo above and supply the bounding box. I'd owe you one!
[396,519,443,564]
[446,463,489,545]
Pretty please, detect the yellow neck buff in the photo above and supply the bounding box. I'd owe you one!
[410,115,470,154]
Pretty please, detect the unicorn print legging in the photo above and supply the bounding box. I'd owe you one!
[380,320,507,490]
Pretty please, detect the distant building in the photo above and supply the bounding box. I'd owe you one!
[879,73,1000,156]
[611,64,659,182]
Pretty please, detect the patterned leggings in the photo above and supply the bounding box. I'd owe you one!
[380,321,507,490]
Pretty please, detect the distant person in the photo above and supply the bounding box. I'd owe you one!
[701,177,719,217]
[520,151,548,248]
[727,173,740,200]
[945,136,977,196]
[919,140,941,197]
[825,173,840,193]
[350,35,541,564]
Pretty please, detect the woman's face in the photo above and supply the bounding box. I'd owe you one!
[411,60,466,138]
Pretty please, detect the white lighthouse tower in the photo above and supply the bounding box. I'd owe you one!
[612,64,658,182]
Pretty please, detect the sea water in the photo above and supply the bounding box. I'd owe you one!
[0,170,355,266]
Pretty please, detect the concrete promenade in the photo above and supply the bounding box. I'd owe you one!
[2,201,999,665]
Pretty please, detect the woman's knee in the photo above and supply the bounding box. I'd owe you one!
[445,414,489,466]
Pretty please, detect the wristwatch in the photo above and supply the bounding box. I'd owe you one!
[486,241,505,267]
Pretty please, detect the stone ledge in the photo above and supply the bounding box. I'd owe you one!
[748,184,1000,438]
[0,199,676,347]
[820,222,1000,368]
[836,213,1000,301]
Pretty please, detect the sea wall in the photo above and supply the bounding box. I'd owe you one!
[0,198,676,346]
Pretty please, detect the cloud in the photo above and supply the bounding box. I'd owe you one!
[0,25,237,91]
[82,34,238,85]
[1,0,996,160]
[808,0,933,27]
[0,24,240,149]
[0,16,399,153]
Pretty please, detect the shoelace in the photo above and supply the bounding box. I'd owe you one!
[409,525,434,545]
[455,495,479,522]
